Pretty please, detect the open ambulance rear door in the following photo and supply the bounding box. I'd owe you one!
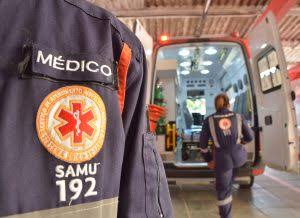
[248,12,299,172]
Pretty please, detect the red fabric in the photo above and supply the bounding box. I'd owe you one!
[289,64,300,81]
[117,43,132,113]
[148,104,166,133]
[252,168,265,176]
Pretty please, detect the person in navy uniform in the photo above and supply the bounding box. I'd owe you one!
[200,94,253,218]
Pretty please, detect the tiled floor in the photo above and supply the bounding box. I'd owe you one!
[170,168,300,218]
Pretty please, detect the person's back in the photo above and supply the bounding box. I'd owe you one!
[0,1,173,217]
[200,94,253,218]
[204,108,252,172]
[208,108,239,150]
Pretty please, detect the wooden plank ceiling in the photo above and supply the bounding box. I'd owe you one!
[89,0,300,68]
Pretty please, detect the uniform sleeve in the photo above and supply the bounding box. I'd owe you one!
[241,116,253,143]
[199,118,213,162]
[118,48,173,218]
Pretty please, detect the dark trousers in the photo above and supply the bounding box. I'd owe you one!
[215,168,236,218]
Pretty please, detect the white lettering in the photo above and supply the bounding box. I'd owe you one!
[69,179,83,201]
[55,165,65,179]
[101,65,112,77]
[81,60,86,72]
[66,60,80,71]
[56,180,67,202]
[37,50,53,66]
[55,163,100,179]
[76,164,88,176]
[56,177,98,202]
[37,50,113,77]
[65,165,76,178]
[89,163,100,175]
[86,61,99,73]
[53,56,65,70]
[55,163,101,202]
[84,177,98,197]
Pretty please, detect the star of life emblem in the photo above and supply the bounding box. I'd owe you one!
[56,101,96,146]
[219,118,232,136]
[36,86,106,163]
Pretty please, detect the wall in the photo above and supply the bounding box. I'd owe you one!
[161,78,177,122]
[181,76,221,118]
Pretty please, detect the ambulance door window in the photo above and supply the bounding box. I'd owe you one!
[257,48,282,93]
[268,50,282,87]
[258,56,273,92]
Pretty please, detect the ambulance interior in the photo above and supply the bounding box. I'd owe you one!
[154,42,255,166]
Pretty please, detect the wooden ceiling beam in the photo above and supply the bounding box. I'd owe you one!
[287,7,300,16]
[111,5,300,18]
[112,6,263,18]
[281,40,300,48]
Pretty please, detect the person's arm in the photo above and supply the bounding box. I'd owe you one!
[241,116,254,143]
[200,118,213,162]
[118,46,173,218]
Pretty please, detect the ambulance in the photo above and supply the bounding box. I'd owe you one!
[133,12,299,188]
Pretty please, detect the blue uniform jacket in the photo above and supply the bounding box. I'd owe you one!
[200,109,254,172]
[0,0,173,217]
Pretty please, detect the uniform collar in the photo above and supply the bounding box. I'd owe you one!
[217,108,231,114]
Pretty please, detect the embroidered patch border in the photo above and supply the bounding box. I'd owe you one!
[36,86,106,163]
[219,118,232,131]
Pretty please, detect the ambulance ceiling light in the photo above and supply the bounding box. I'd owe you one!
[160,35,169,42]
[205,47,217,55]
[261,43,268,49]
[201,69,210,75]
[181,70,191,75]
[180,61,191,67]
[202,61,213,66]
[178,49,190,57]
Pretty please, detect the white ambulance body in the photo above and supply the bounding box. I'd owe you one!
[135,13,299,187]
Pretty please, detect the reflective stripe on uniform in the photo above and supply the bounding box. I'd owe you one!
[218,195,233,206]
[213,113,234,118]
[6,198,118,218]
[209,114,243,147]
[208,116,220,148]
[236,114,242,144]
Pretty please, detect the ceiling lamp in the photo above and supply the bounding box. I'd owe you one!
[261,43,268,49]
[202,61,213,66]
[180,61,191,67]
[160,35,169,42]
[178,49,190,57]
[205,47,217,55]
[201,69,210,75]
[181,70,191,75]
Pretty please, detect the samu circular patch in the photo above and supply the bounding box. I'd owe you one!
[36,86,106,163]
[219,118,232,131]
